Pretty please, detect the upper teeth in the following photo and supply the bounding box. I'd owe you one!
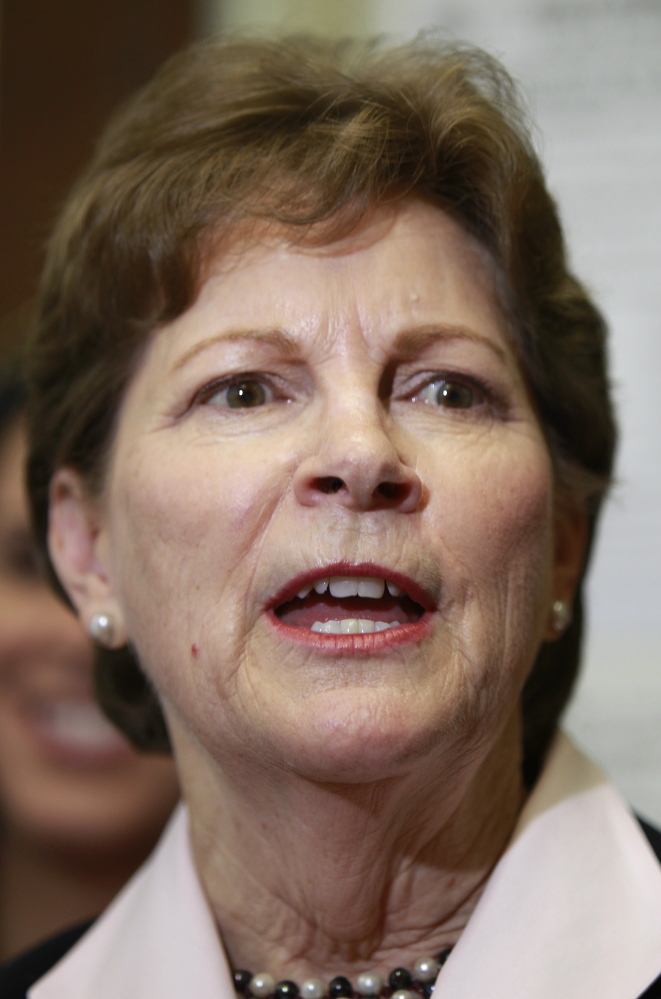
[297,576,403,599]
[35,703,127,752]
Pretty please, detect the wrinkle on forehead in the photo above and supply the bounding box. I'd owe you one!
[143,196,521,405]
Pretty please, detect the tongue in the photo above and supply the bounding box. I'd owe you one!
[277,593,422,629]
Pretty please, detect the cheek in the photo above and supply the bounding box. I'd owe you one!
[426,434,555,633]
[417,436,556,743]
[440,432,551,551]
[474,458,551,565]
[106,438,291,646]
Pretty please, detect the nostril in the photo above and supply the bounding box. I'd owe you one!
[377,481,404,501]
[297,466,422,511]
[315,476,346,494]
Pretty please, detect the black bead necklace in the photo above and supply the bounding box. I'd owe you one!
[233,948,453,999]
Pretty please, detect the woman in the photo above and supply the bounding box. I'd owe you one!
[4,32,661,999]
[0,371,179,961]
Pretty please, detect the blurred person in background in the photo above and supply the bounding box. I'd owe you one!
[0,364,179,962]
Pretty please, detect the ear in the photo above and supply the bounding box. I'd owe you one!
[48,468,128,647]
[544,500,588,641]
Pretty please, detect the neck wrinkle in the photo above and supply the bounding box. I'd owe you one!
[178,711,526,981]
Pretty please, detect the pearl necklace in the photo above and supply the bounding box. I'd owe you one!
[233,949,453,999]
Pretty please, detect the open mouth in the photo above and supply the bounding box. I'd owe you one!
[20,698,132,765]
[273,572,427,636]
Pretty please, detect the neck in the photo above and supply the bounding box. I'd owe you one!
[177,714,525,983]
[0,820,153,962]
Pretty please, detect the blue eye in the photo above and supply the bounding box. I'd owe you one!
[415,379,476,409]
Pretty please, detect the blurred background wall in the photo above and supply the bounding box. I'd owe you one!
[0,0,197,351]
[1,0,659,821]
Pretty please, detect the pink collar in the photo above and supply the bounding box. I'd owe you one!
[31,734,661,999]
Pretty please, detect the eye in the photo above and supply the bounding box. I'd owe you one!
[225,380,267,408]
[202,377,270,409]
[413,378,477,410]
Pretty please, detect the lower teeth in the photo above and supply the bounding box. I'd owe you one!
[310,619,401,634]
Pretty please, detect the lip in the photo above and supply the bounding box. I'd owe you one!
[266,612,434,651]
[18,698,134,769]
[266,561,438,613]
[266,561,437,651]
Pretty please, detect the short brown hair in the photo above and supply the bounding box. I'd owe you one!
[25,34,616,776]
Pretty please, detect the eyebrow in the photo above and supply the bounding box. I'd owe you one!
[392,325,508,363]
[172,328,300,372]
[172,323,508,372]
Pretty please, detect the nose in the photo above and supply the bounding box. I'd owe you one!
[293,399,423,513]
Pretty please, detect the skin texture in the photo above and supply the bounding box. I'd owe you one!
[50,199,586,978]
[0,422,179,960]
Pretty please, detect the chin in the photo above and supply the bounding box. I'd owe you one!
[273,691,459,785]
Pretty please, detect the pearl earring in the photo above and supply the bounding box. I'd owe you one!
[88,612,116,647]
[551,599,572,635]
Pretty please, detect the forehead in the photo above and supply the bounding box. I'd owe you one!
[223,199,496,295]
[153,198,511,365]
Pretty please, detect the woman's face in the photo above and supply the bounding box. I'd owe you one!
[0,421,178,851]
[53,200,585,784]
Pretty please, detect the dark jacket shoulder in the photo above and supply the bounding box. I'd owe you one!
[0,921,93,999]
[636,818,661,998]
[639,817,661,865]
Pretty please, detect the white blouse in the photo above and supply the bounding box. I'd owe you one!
[30,733,661,999]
